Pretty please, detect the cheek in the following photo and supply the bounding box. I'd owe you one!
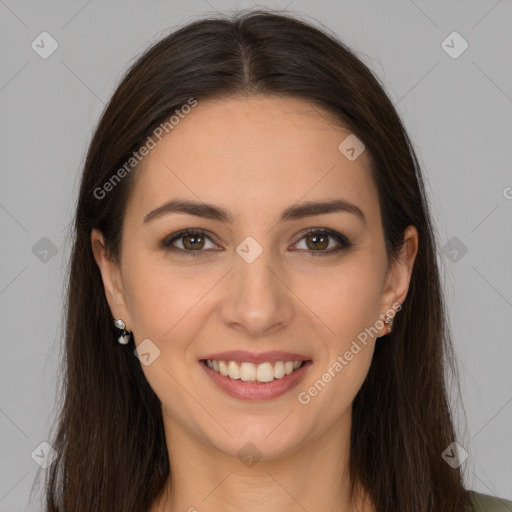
[123,252,222,356]
[120,250,170,331]
[300,259,384,343]
[124,248,384,349]
[296,271,381,421]
[126,269,197,341]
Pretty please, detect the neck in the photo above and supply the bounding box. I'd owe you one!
[150,408,375,512]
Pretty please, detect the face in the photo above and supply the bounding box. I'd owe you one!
[92,95,417,463]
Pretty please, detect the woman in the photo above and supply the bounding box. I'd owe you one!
[36,8,511,512]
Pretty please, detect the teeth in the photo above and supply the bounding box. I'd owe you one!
[240,362,256,381]
[205,359,305,382]
[256,362,275,383]
[218,360,229,376]
[274,361,285,379]
[228,360,241,379]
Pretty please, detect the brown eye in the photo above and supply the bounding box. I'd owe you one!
[292,229,353,256]
[162,228,353,257]
[181,233,205,250]
[162,229,218,255]
[304,232,329,251]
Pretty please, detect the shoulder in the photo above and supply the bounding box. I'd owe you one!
[468,490,512,512]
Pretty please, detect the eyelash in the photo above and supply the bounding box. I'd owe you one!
[161,228,353,257]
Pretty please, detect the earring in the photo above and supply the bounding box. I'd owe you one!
[114,319,132,345]
[381,303,401,336]
[384,316,393,333]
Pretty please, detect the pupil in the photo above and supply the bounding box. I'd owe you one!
[185,234,203,249]
[308,234,327,250]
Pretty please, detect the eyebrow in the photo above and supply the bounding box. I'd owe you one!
[143,198,366,226]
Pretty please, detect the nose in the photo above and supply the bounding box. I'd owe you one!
[218,242,294,338]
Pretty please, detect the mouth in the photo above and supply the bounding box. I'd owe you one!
[202,358,306,382]
[199,352,312,401]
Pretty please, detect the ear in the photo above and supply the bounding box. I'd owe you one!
[91,228,133,330]
[377,225,419,336]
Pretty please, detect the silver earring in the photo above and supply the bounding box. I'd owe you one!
[384,316,393,333]
[114,319,132,345]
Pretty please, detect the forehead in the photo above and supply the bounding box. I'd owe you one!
[127,95,379,226]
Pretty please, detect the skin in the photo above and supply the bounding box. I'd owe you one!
[91,95,418,512]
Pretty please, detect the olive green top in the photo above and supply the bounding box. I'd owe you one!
[469,491,512,512]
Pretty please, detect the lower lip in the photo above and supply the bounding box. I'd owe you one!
[200,360,312,401]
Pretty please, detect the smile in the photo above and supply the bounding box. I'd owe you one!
[199,354,313,401]
[204,359,305,383]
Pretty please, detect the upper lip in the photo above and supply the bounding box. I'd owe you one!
[200,350,312,365]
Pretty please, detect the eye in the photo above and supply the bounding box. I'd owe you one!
[291,228,353,256]
[161,228,353,257]
[161,229,219,256]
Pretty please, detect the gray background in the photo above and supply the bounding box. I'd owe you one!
[1,0,511,510]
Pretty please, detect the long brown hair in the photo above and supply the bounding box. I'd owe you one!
[33,8,471,511]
